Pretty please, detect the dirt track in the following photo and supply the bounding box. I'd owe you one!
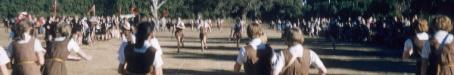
[0,24,415,75]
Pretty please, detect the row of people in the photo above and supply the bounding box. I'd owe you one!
[234,23,328,75]
[402,16,454,75]
[0,12,92,75]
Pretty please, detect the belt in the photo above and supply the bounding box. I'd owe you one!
[18,61,35,64]
[51,58,65,63]
[441,63,454,67]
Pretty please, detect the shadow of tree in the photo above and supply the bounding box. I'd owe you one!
[322,58,415,73]
[164,69,245,75]
[162,45,240,51]
[164,51,237,61]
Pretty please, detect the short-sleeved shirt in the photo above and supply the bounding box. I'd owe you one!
[0,47,10,65]
[176,21,185,29]
[53,37,81,53]
[272,44,326,74]
[118,34,136,64]
[434,31,454,44]
[236,38,272,64]
[6,34,46,57]
[118,37,163,67]
[403,32,430,59]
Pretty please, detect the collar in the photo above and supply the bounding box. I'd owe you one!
[134,37,160,53]
[416,32,429,40]
[54,37,66,41]
[249,38,262,50]
[288,44,304,57]
[435,30,453,44]
[18,33,32,43]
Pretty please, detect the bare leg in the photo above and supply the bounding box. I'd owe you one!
[176,34,181,53]
[204,36,208,49]
[201,39,204,52]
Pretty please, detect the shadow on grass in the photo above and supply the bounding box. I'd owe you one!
[322,58,415,73]
[164,69,245,75]
[162,45,240,51]
[164,51,237,61]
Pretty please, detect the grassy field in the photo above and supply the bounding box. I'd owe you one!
[0,23,415,75]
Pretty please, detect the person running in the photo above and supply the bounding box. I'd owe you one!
[175,17,185,53]
[402,19,430,75]
[42,22,92,75]
[118,20,163,75]
[199,19,211,52]
[234,23,273,75]
[231,18,243,48]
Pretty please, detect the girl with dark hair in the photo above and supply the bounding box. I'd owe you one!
[118,21,163,75]
[6,18,45,75]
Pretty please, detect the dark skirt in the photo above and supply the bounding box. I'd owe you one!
[175,28,184,37]
[43,60,67,75]
[199,32,206,40]
[12,63,42,75]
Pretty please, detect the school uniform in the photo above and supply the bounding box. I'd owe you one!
[199,23,208,40]
[428,31,454,75]
[118,32,136,65]
[7,34,45,75]
[403,32,430,75]
[118,38,163,74]
[42,37,81,75]
[175,21,185,37]
[236,38,273,75]
[272,44,326,75]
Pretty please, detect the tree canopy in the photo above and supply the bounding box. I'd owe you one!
[0,0,453,20]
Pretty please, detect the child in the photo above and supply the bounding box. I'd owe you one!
[42,22,92,75]
[7,17,45,75]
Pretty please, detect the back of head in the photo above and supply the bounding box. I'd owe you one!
[247,23,264,39]
[54,22,72,38]
[134,20,155,48]
[435,16,452,32]
[289,28,305,45]
[411,19,429,34]
[14,18,33,40]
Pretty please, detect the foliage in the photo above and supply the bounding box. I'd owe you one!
[0,0,452,19]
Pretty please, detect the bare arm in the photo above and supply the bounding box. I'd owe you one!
[318,68,327,75]
[234,63,242,72]
[0,65,9,75]
[76,50,92,61]
[402,39,413,59]
[36,52,45,65]
[118,63,125,74]
[152,66,163,75]
[402,47,412,59]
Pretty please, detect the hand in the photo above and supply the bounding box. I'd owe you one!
[85,55,93,61]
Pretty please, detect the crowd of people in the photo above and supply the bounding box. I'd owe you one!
[401,16,454,75]
[2,9,454,75]
[272,16,417,48]
[0,10,331,75]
